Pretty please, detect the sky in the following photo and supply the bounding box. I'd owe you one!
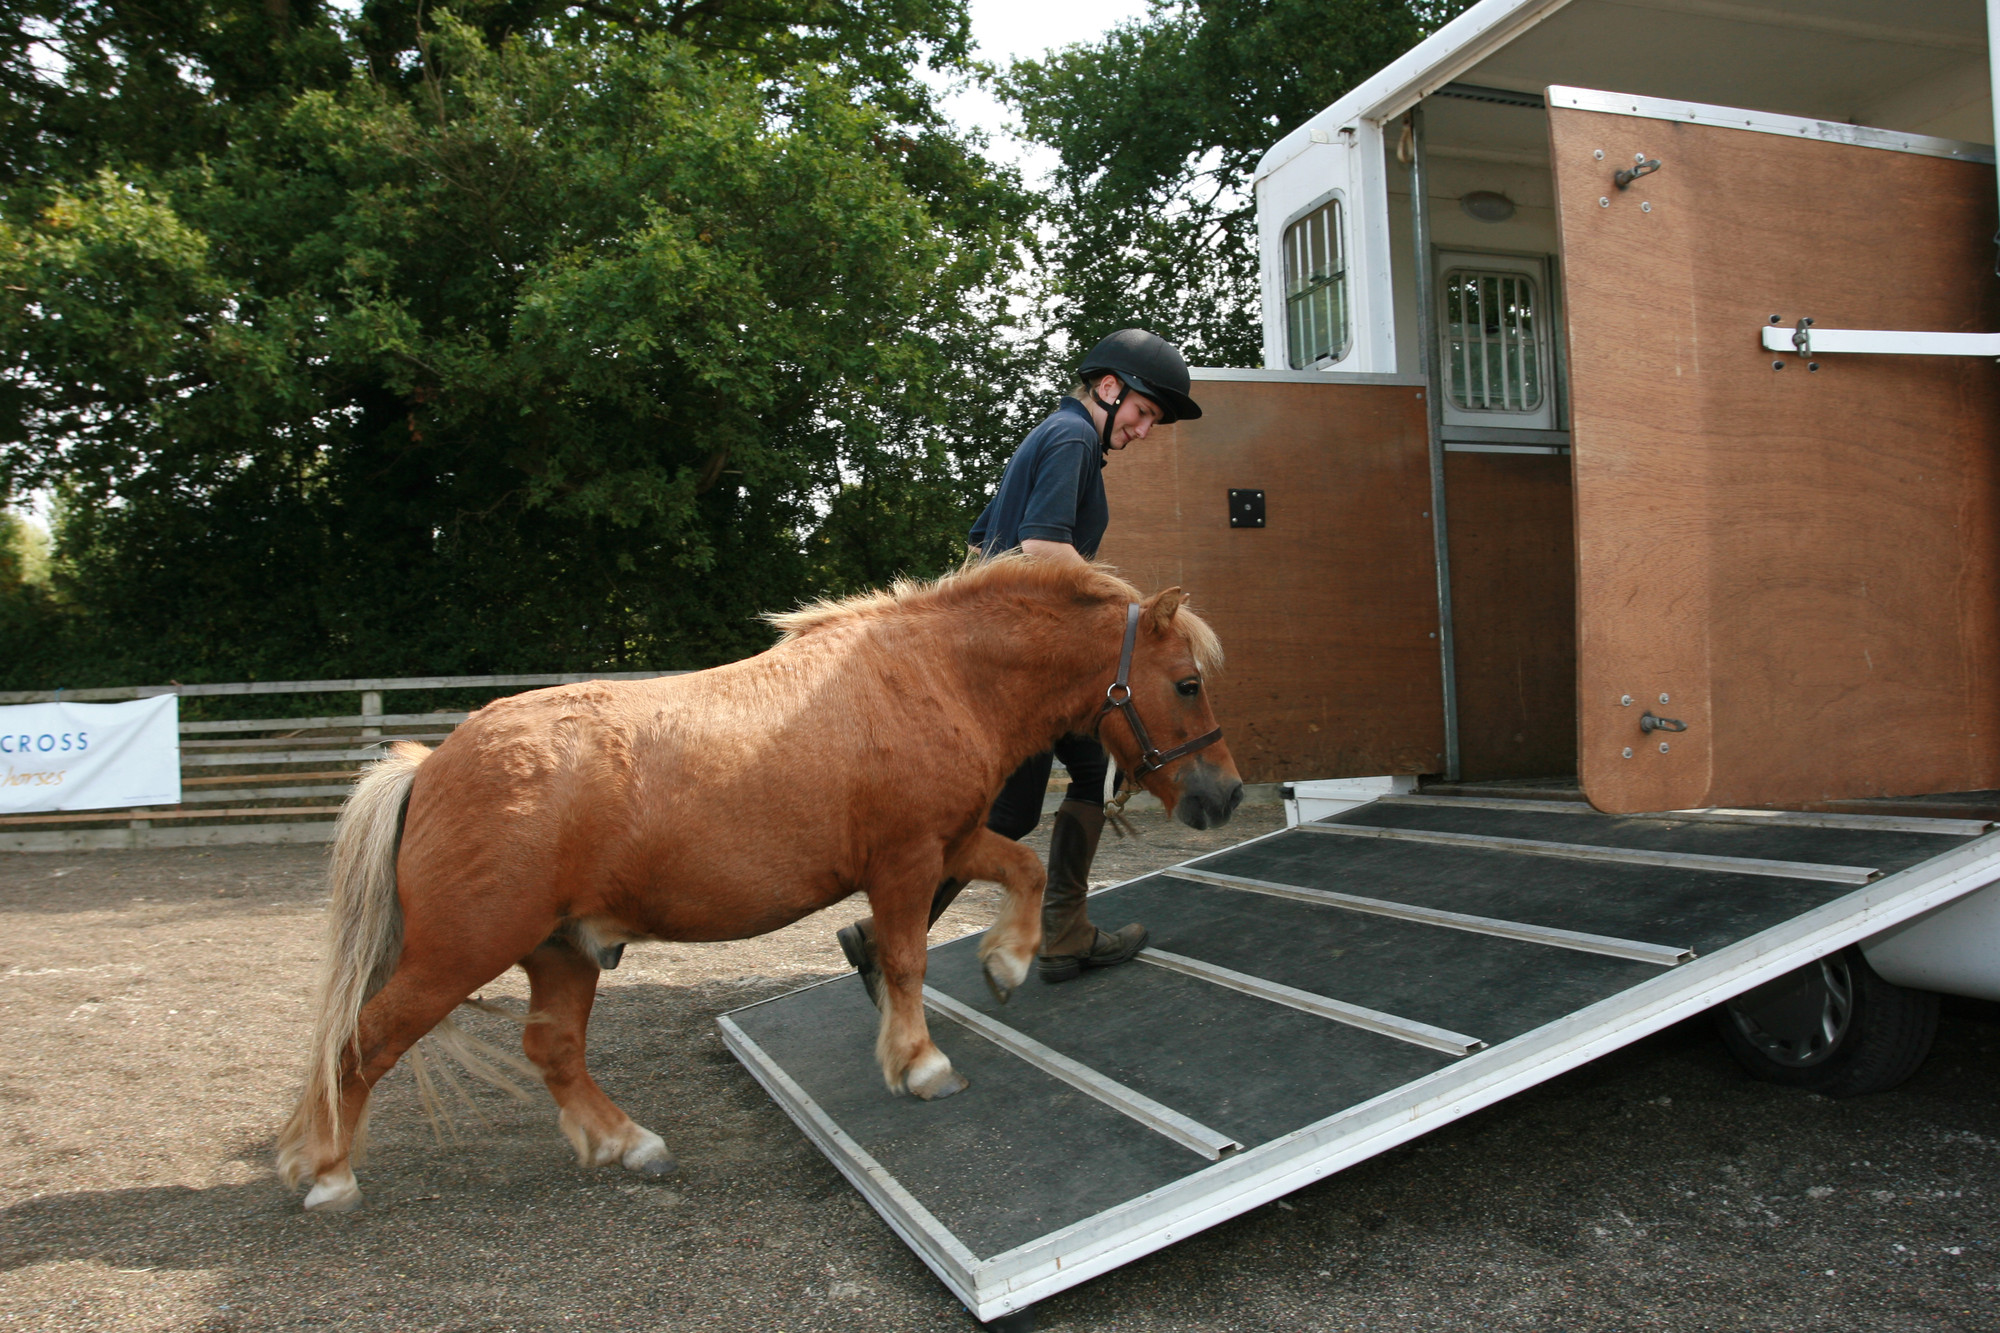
[938,0,1157,184]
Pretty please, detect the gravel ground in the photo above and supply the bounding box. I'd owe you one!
[2,805,1997,1332]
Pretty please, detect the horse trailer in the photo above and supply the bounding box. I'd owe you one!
[724,0,2000,1322]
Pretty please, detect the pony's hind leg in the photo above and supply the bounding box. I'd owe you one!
[292,945,521,1211]
[871,869,967,1101]
[947,829,1048,1005]
[520,940,675,1176]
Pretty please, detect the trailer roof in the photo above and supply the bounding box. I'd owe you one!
[1255,0,1990,180]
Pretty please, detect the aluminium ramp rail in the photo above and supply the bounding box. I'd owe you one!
[719,797,2000,1323]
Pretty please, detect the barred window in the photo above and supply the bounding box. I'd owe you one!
[1284,200,1349,368]
[1441,268,1544,412]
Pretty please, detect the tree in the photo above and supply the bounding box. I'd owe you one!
[0,0,1039,686]
[1002,0,1468,367]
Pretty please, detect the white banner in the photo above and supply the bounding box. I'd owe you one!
[0,695,181,814]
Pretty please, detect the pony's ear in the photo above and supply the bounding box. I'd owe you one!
[1144,587,1186,632]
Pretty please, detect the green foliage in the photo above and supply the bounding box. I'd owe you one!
[1003,0,1468,366]
[0,510,47,585]
[0,0,1040,686]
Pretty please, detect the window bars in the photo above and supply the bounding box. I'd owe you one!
[1285,200,1349,368]
[1441,269,1543,412]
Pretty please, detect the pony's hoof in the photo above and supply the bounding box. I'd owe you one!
[302,1167,361,1213]
[910,1068,969,1100]
[621,1130,676,1176]
[981,950,1030,1005]
[904,1050,969,1100]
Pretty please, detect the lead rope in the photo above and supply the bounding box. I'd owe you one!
[1103,781,1139,839]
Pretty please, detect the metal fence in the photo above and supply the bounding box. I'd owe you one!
[0,672,680,852]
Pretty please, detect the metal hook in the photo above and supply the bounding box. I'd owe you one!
[1614,157,1661,189]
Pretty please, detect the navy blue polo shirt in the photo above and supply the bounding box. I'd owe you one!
[968,399,1109,558]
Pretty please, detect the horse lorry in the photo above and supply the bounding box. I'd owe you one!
[719,0,2000,1322]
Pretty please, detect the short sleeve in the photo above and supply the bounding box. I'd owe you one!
[967,496,996,550]
[1015,437,1092,545]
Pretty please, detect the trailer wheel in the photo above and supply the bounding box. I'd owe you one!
[1716,946,1938,1097]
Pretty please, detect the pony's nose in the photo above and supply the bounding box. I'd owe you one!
[1173,764,1243,830]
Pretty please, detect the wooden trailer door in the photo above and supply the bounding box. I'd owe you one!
[1550,87,2000,814]
[1098,373,1446,784]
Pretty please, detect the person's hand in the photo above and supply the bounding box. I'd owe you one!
[1019,538,1087,566]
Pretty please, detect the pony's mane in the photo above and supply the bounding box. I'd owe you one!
[767,554,1223,672]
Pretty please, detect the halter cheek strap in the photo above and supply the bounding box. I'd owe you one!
[1097,602,1224,780]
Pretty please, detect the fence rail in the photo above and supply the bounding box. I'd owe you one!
[0,670,683,851]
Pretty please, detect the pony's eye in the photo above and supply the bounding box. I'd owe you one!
[1176,678,1201,698]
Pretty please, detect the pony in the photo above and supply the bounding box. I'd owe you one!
[275,555,1242,1211]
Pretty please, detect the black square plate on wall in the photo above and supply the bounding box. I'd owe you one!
[1229,489,1266,528]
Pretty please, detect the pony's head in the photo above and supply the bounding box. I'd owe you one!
[1098,586,1243,830]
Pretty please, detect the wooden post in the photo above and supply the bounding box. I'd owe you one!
[360,690,382,738]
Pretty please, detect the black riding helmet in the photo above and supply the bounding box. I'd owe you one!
[1076,329,1202,452]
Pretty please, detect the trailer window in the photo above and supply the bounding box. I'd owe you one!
[1284,200,1349,368]
[1441,268,1543,413]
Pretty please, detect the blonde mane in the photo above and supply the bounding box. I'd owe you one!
[767,554,1224,672]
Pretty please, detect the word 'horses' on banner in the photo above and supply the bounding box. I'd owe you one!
[0,696,181,813]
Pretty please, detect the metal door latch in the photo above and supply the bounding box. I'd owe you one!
[1640,712,1687,734]
[1759,319,2000,358]
[1615,156,1660,189]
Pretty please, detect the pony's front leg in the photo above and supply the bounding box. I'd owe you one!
[520,940,675,1176]
[946,829,1048,1005]
[871,873,967,1101]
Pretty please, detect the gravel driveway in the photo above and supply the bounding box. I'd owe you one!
[2,806,1996,1331]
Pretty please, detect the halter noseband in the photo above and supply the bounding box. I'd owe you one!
[1097,602,1224,780]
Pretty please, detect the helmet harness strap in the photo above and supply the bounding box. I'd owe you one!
[1090,377,1130,453]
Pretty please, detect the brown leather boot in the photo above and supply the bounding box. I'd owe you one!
[835,878,969,1010]
[1038,799,1146,982]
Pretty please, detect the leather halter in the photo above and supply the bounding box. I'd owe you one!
[1097,602,1224,780]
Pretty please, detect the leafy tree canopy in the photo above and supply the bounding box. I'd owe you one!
[0,0,1039,687]
[1003,0,1466,367]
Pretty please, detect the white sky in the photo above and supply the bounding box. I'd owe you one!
[938,0,1157,185]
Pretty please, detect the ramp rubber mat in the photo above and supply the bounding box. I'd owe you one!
[721,798,2000,1320]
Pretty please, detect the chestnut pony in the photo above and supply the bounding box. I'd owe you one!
[276,556,1242,1212]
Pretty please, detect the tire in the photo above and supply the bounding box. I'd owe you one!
[1715,945,1939,1098]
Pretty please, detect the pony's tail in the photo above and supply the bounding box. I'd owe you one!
[275,741,430,1187]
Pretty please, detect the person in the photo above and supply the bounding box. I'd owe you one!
[835,328,1204,1003]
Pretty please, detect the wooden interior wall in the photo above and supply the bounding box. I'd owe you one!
[1097,378,1445,784]
[1444,452,1577,781]
[1551,107,2000,813]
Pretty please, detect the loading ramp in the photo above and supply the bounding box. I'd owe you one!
[719,797,2000,1324]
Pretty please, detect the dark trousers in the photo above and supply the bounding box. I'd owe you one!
[986,734,1110,842]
